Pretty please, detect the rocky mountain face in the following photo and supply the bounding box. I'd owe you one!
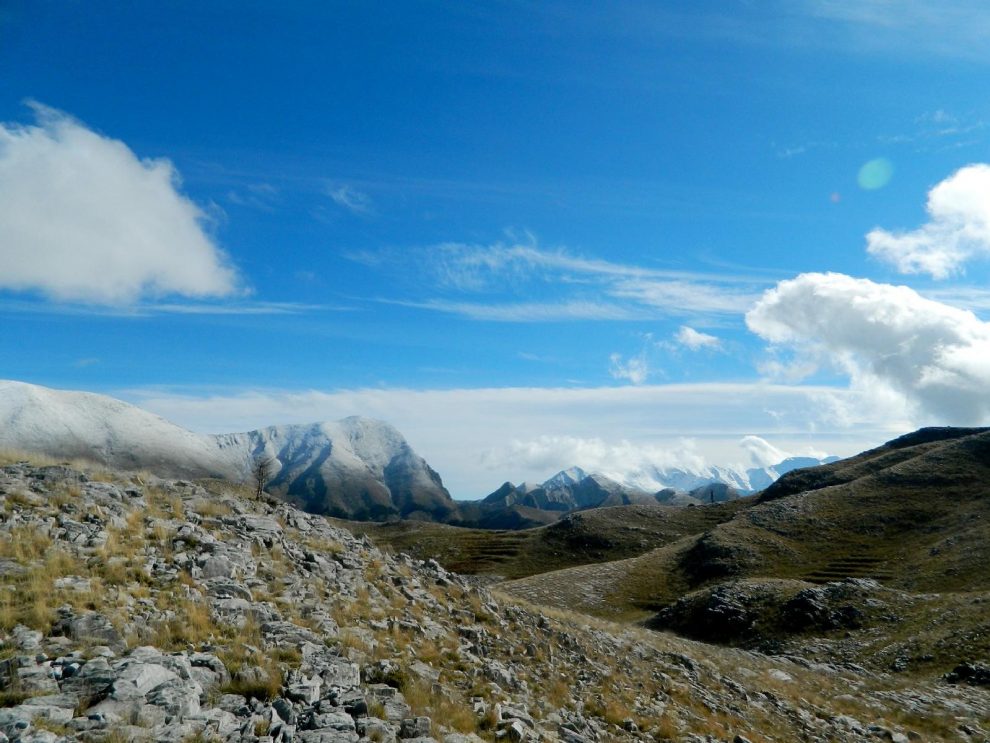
[480,472,656,513]
[0,381,457,523]
[216,419,458,524]
[2,459,988,742]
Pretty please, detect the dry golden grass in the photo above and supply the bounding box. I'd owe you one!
[301,535,345,556]
[192,500,232,518]
[0,525,53,564]
[144,487,184,521]
[0,547,79,632]
[0,449,59,467]
[0,449,125,485]
[153,599,215,649]
[399,675,478,736]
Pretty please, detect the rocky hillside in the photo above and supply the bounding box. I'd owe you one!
[2,457,987,742]
[0,380,458,523]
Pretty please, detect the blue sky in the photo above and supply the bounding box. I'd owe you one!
[4,1,990,496]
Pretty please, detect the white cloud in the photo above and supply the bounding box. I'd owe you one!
[747,271,990,424]
[481,435,709,482]
[675,325,721,351]
[608,352,649,384]
[327,184,374,215]
[0,104,240,304]
[738,435,790,469]
[867,163,990,278]
[122,382,898,497]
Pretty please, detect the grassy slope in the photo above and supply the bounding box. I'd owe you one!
[505,429,990,604]
[332,498,749,580]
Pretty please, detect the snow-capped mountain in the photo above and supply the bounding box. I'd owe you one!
[612,455,838,496]
[0,380,243,480]
[542,467,589,489]
[0,380,457,522]
[483,451,839,515]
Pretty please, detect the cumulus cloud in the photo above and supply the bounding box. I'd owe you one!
[747,271,990,424]
[675,325,721,351]
[867,163,990,278]
[0,103,240,304]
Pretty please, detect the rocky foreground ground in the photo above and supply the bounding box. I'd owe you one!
[0,461,988,742]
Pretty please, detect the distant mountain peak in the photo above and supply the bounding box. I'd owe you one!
[543,466,588,489]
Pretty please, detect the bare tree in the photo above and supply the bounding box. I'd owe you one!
[252,455,274,499]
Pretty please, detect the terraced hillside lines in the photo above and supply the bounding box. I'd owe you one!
[803,554,895,585]
[440,529,531,574]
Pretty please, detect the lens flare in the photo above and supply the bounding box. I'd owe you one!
[857,158,894,190]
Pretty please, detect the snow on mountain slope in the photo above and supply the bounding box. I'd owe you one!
[543,467,588,490]
[0,380,456,522]
[216,418,457,521]
[615,454,836,495]
[0,380,242,479]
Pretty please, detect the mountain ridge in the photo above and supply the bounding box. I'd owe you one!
[0,380,456,522]
[0,379,839,526]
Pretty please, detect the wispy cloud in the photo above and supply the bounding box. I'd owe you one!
[773,140,837,159]
[674,326,722,351]
[327,184,375,215]
[386,298,639,322]
[227,182,279,211]
[355,239,768,322]
[0,298,350,318]
[921,286,990,312]
[878,109,986,152]
[608,351,649,385]
[802,0,990,61]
